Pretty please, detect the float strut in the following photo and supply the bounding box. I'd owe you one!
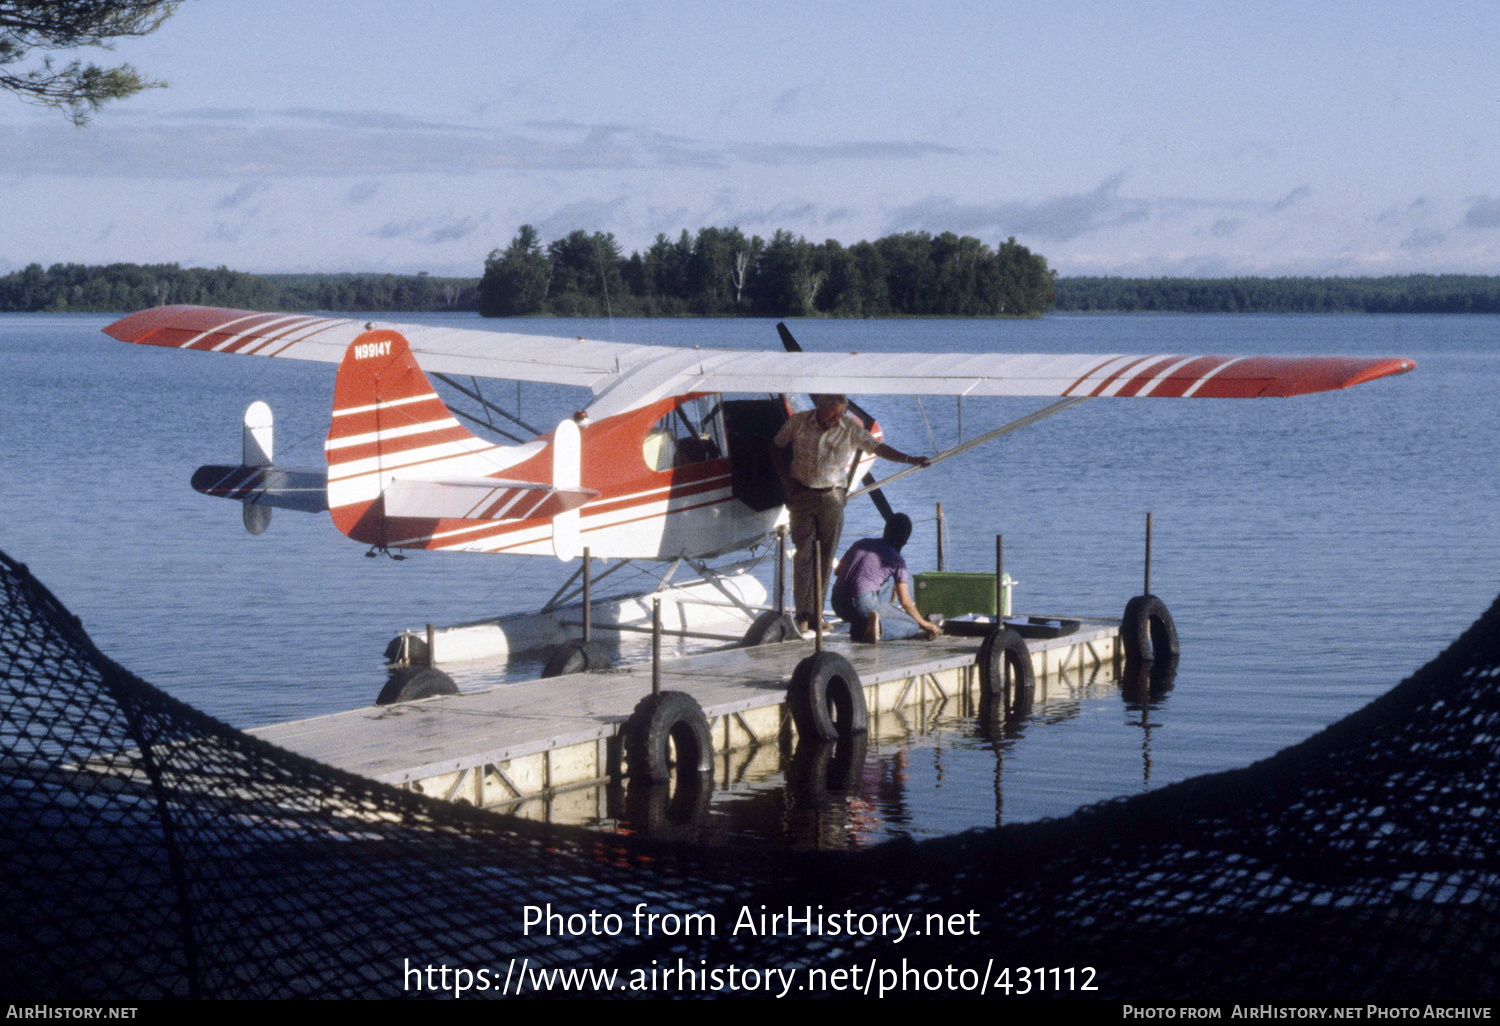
[775,526,787,615]
[995,535,1003,620]
[651,598,662,695]
[936,502,947,572]
[1144,513,1153,597]
[582,547,592,643]
[813,538,825,655]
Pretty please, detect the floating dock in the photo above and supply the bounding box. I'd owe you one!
[250,617,1122,820]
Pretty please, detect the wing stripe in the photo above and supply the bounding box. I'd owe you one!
[1063,355,1128,396]
[208,314,308,352]
[1182,356,1246,397]
[1133,356,1203,397]
[252,318,357,358]
[176,311,271,350]
[1090,356,1158,397]
[240,316,343,355]
[1109,357,1191,397]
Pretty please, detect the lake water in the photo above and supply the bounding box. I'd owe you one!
[2,311,1497,846]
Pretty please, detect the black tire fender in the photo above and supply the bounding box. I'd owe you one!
[787,651,868,741]
[1120,652,1180,703]
[624,690,714,783]
[786,734,869,805]
[376,666,459,705]
[541,639,612,678]
[741,610,799,646]
[977,627,1035,712]
[1121,594,1180,663]
[621,773,713,833]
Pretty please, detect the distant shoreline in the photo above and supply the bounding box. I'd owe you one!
[3,263,1498,316]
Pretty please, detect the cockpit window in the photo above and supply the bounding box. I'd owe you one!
[642,396,727,471]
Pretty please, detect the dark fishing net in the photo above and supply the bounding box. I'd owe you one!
[2,545,1498,1000]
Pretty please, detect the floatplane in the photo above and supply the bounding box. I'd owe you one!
[104,306,1414,700]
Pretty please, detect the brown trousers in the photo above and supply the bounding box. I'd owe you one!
[787,483,846,622]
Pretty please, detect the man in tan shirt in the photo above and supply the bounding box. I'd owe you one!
[773,394,929,632]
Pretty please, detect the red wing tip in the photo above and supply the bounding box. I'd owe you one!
[104,305,267,344]
[1333,356,1417,391]
[1253,355,1418,397]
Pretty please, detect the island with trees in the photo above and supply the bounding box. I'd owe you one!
[478,226,1056,318]
[3,233,1497,318]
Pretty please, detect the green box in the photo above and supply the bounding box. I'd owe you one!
[912,571,998,618]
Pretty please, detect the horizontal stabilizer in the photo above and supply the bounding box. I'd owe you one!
[382,477,598,522]
[191,465,329,513]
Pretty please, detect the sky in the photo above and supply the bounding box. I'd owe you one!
[1,0,1496,278]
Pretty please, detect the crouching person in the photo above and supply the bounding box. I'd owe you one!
[830,513,943,643]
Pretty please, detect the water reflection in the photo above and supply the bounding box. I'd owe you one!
[547,657,1177,850]
[1120,655,1179,786]
[611,772,715,840]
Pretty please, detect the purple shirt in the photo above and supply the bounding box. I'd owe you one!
[834,538,910,597]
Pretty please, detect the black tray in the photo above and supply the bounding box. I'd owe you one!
[941,615,1081,640]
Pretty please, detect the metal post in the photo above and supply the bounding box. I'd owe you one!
[582,546,592,643]
[813,538,825,655]
[775,526,787,615]
[651,598,662,695]
[936,502,946,572]
[1144,512,1153,597]
[425,623,436,668]
[994,535,1003,621]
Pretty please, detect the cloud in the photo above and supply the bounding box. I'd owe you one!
[217,182,268,210]
[1400,227,1445,251]
[1271,186,1311,211]
[773,85,812,117]
[162,107,472,132]
[345,181,379,205]
[370,219,423,240]
[0,108,961,179]
[205,221,245,243]
[734,140,962,165]
[1211,218,1242,237]
[425,217,482,244]
[885,176,1150,242]
[724,201,825,231]
[1464,197,1500,230]
[527,197,631,241]
[368,214,486,245]
[1377,196,1428,225]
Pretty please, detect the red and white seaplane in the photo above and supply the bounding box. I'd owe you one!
[103,306,1415,682]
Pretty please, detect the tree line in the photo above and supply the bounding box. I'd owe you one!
[7,257,1500,318]
[0,262,479,313]
[1055,275,1500,314]
[479,226,1057,318]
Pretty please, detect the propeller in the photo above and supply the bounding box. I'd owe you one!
[776,322,896,523]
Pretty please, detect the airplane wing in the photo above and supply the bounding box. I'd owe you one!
[105,305,1415,420]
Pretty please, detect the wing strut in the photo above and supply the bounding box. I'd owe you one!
[848,396,1089,500]
[433,373,541,437]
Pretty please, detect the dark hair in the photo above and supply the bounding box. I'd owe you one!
[883,513,913,550]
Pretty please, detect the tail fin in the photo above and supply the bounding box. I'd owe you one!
[322,330,594,551]
[324,329,507,541]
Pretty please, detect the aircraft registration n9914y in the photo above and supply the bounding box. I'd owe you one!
[103,305,1416,568]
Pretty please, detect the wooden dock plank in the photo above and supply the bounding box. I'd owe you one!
[249,620,1118,786]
